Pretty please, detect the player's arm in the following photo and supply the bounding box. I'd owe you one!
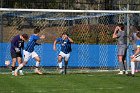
[53,40,57,51]
[131,47,140,58]
[65,34,74,43]
[40,35,45,39]
[68,37,74,43]
[112,26,120,38]
[11,37,20,52]
[34,35,45,40]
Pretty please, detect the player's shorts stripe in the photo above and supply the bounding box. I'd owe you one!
[135,54,140,58]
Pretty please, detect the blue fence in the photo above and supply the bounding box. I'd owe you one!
[0,43,119,67]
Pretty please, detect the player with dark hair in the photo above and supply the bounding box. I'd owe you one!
[112,23,128,75]
[130,26,140,73]
[53,32,73,74]
[129,31,140,77]
[14,28,45,76]
[10,33,28,75]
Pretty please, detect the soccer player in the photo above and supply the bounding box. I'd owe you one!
[130,26,140,73]
[14,28,45,76]
[129,31,140,77]
[10,33,28,75]
[53,32,73,74]
[112,23,128,75]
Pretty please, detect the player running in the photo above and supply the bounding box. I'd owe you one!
[14,28,45,76]
[10,34,28,75]
[53,32,73,74]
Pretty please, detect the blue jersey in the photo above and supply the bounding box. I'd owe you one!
[10,35,24,53]
[136,40,140,48]
[56,38,72,54]
[25,34,40,52]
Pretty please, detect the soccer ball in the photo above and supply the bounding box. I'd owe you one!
[5,60,10,66]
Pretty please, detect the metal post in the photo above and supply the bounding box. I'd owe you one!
[0,0,3,43]
[126,4,130,70]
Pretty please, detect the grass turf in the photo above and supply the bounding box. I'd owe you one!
[0,72,140,93]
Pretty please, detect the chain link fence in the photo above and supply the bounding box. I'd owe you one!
[0,8,140,74]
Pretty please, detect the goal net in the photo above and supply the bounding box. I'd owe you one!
[0,8,138,74]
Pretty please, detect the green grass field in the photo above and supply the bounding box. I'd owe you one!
[0,72,140,93]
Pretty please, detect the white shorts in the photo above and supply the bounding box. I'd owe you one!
[59,51,70,61]
[135,54,140,61]
[23,50,38,62]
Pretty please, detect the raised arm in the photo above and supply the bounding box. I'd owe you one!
[131,47,140,58]
[68,37,74,43]
[65,34,73,43]
[112,26,120,38]
[40,35,45,39]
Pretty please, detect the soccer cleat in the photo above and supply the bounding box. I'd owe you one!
[35,69,43,75]
[118,71,123,75]
[59,69,64,74]
[127,73,135,77]
[19,70,24,76]
[12,71,15,76]
[125,71,128,75]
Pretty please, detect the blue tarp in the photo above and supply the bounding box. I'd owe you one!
[0,43,118,67]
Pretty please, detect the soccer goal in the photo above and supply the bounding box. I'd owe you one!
[0,8,139,74]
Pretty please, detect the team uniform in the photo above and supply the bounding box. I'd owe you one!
[117,31,127,56]
[116,30,128,74]
[10,35,25,75]
[56,37,72,61]
[14,33,43,76]
[133,40,140,61]
[129,39,140,76]
[131,32,140,72]
[131,33,137,52]
[10,35,24,58]
[23,34,40,62]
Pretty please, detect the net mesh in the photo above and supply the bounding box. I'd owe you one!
[0,8,139,74]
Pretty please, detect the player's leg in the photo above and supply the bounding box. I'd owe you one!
[64,53,70,74]
[32,52,42,75]
[11,58,16,75]
[122,47,128,74]
[129,58,136,76]
[132,49,138,72]
[58,55,63,74]
[118,55,124,74]
[14,50,29,76]
[117,45,126,75]
[17,57,24,75]
[58,52,65,74]
[130,54,140,76]
[11,52,17,75]
[64,60,68,74]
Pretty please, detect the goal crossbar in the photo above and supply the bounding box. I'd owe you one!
[1,8,140,13]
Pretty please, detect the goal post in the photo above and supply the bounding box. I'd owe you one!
[0,8,139,74]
